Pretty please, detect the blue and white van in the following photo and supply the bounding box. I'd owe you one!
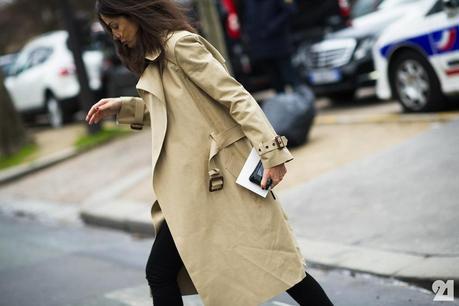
[373,0,459,112]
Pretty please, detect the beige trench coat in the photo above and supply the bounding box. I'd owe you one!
[116,30,307,306]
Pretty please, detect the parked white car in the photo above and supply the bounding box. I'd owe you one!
[373,0,459,112]
[5,31,103,127]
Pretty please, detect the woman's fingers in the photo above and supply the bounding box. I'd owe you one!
[270,175,280,189]
[88,110,100,125]
[86,105,100,122]
[262,164,287,190]
[86,98,119,124]
[88,108,106,125]
[86,99,109,122]
[261,170,270,190]
[261,170,278,190]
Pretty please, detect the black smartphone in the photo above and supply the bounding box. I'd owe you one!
[249,160,272,189]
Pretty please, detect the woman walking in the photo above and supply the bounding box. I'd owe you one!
[86,1,334,305]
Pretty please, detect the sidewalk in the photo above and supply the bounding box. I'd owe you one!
[80,117,459,284]
[1,107,459,285]
[282,118,459,282]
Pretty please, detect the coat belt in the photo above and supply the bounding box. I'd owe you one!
[208,125,245,192]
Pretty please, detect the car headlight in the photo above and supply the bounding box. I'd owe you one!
[354,36,376,60]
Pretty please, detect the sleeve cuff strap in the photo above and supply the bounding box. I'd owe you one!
[257,135,288,155]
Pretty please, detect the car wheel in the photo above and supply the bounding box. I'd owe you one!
[46,95,64,128]
[390,50,445,113]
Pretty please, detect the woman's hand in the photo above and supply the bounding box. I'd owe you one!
[261,163,287,190]
[85,98,122,125]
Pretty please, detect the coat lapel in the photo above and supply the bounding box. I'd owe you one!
[136,63,165,103]
[136,61,168,187]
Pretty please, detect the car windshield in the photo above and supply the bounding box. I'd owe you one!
[350,0,418,18]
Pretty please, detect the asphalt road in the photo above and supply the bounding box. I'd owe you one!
[1,213,456,306]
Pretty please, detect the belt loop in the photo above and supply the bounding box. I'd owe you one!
[208,137,224,192]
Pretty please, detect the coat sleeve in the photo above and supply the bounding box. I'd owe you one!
[174,34,293,169]
[115,96,150,128]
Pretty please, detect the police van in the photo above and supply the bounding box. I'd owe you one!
[373,0,459,112]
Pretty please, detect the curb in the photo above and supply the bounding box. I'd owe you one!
[298,238,459,283]
[79,168,154,235]
[0,147,79,186]
[315,112,459,125]
[80,203,155,236]
[0,131,133,186]
[80,202,459,284]
[80,211,155,237]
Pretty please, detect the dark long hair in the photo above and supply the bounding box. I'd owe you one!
[96,0,195,76]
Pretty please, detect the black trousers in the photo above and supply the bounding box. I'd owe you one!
[145,222,334,306]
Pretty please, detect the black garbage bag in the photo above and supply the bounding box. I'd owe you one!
[261,85,316,147]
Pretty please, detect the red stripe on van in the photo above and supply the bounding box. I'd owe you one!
[446,68,459,76]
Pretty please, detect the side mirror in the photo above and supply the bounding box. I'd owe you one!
[442,0,459,16]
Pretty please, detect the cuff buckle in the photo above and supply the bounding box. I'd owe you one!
[274,135,286,149]
[130,123,144,130]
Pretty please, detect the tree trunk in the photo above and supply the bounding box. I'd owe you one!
[0,72,31,157]
[60,0,100,135]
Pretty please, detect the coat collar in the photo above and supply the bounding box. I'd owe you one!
[136,58,165,105]
[136,46,162,95]
[144,30,170,62]
[136,32,174,101]
[144,48,161,62]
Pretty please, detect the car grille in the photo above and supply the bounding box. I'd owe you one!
[305,39,357,69]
